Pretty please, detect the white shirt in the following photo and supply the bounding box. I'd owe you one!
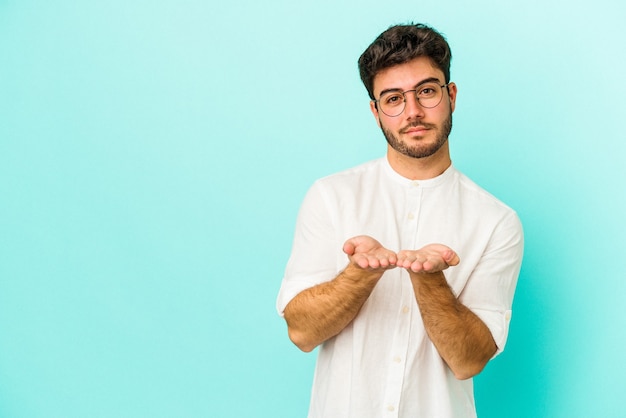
[277,158,523,418]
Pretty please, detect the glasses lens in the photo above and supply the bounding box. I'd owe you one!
[417,83,443,109]
[379,92,405,117]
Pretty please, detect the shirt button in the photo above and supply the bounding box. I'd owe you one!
[393,356,401,363]
[402,306,409,314]
[411,181,419,187]
[407,213,415,220]
[387,405,395,412]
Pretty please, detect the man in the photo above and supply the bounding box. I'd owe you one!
[276,23,523,418]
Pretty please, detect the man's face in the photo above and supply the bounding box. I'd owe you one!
[369,57,457,160]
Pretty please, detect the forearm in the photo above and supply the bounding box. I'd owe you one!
[410,271,497,380]
[284,264,381,352]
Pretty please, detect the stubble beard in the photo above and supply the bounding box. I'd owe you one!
[381,111,453,159]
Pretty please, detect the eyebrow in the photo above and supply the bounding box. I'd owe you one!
[377,77,443,98]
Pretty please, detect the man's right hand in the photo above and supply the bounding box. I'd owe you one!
[343,235,398,271]
[285,235,396,351]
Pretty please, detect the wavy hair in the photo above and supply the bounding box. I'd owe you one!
[358,23,452,100]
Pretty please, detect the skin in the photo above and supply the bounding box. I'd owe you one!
[370,56,457,180]
[283,56,497,380]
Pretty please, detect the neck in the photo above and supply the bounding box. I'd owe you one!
[386,143,452,180]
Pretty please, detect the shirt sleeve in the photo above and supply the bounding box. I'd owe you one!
[458,210,524,356]
[276,181,341,316]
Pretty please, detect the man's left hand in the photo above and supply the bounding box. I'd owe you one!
[396,244,460,273]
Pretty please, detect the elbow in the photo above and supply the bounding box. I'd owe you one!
[453,367,481,381]
[451,359,488,381]
[288,327,318,353]
[452,338,498,380]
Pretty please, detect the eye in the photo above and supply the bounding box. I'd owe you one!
[383,93,404,106]
[417,85,438,98]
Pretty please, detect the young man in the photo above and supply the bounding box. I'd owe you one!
[276,23,523,418]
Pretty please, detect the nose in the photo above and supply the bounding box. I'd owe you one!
[403,90,425,119]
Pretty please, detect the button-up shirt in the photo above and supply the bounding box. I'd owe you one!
[277,158,523,418]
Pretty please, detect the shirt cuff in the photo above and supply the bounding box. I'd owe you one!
[471,308,513,357]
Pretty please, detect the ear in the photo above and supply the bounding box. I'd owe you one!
[447,82,458,113]
[369,100,381,127]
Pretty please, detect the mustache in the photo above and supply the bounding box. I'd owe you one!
[400,121,437,133]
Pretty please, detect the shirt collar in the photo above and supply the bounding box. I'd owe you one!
[381,157,456,188]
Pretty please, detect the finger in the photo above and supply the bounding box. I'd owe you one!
[396,250,410,259]
[350,254,369,269]
[377,256,390,268]
[358,257,371,269]
[397,256,418,269]
[396,251,412,267]
[379,257,396,269]
[401,259,414,269]
[421,244,460,266]
[353,253,397,270]
[352,254,381,270]
[366,255,381,269]
[410,260,424,272]
[421,260,442,272]
[395,257,408,268]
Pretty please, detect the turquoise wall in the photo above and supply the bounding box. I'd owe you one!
[1,0,625,416]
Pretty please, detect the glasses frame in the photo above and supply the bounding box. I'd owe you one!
[374,82,450,117]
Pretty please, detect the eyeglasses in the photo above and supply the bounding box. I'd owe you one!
[374,82,449,117]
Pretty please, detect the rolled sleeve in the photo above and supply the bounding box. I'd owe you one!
[459,211,524,356]
[472,308,513,356]
[276,181,339,316]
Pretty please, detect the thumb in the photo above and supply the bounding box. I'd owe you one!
[343,235,370,256]
[444,250,460,266]
[343,239,357,256]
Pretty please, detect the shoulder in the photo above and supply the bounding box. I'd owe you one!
[452,168,522,227]
[310,158,386,193]
[298,158,384,210]
[453,169,513,209]
[318,158,384,183]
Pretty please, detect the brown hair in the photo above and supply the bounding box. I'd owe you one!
[358,23,452,100]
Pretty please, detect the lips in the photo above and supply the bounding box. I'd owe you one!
[402,124,432,134]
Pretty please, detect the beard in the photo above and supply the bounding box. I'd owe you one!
[381,110,453,159]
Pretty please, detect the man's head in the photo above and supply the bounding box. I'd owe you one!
[358,24,457,169]
[358,24,452,101]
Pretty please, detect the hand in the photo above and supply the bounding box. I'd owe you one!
[343,235,397,271]
[397,244,460,273]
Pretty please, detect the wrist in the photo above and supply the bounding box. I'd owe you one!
[341,262,384,284]
[409,270,446,282]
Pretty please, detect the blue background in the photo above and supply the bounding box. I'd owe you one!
[1,0,625,417]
